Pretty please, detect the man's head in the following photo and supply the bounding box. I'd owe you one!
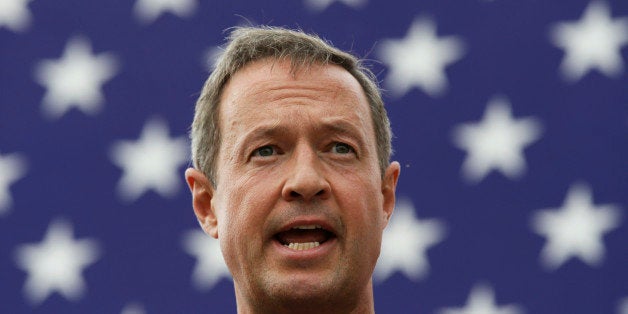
[185,26,400,313]
[190,26,393,187]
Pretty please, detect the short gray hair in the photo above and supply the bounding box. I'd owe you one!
[190,26,392,186]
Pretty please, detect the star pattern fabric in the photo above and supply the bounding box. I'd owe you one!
[452,96,542,183]
[378,16,465,97]
[134,0,198,24]
[374,198,446,282]
[0,0,33,32]
[1,1,627,312]
[438,283,524,314]
[33,36,118,120]
[14,220,100,305]
[109,117,188,202]
[182,229,231,290]
[531,183,621,270]
[550,1,628,81]
[0,152,27,215]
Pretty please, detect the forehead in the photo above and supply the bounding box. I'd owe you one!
[219,59,373,133]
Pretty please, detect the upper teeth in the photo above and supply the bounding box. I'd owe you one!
[292,225,322,230]
[287,242,320,250]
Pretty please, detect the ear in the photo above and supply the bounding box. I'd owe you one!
[381,161,400,228]
[185,168,219,238]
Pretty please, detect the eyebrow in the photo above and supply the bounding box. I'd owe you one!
[317,118,366,141]
[234,124,290,154]
[236,118,368,152]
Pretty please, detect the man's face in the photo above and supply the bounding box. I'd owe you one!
[193,59,399,310]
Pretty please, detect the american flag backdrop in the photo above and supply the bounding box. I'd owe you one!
[1,0,627,313]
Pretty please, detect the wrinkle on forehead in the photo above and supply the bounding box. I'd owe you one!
[223,59,363,99]
[247,82,351,105]
[225,62,368,117]
[218,58,375,154]
[226,78,364,110]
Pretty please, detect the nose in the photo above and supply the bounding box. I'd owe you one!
[281,146,331,202]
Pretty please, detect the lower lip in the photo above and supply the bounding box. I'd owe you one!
[272,237,338,262]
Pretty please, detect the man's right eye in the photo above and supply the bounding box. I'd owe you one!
[253,145,275,157]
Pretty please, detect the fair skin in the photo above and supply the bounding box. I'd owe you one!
[185,58,400,314]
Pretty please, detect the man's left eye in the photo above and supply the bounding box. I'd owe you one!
[253,145,276,157]
[331,142,354,154]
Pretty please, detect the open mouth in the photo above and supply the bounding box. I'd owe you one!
[274,225,336,251]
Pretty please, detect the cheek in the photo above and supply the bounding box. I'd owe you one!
[215,193,263,274]
[216,174,280,241]
[339,181,385,272]
[335,173,385,230]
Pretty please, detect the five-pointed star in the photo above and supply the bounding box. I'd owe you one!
[203,46,223,71]
[531,183,621,270]
[378,16,465,98]
[0,0,33,32]
[14,219,100,305]
[374,197,446,282]
[110,117,188,202]
[438,283,524,314]
[304,0,366,11]
[0,152,27,215]
[134,0,197,24]
[120,302,146,314]
[619,297,628,314]
[452,96,542,183]
[182,229,231,290]
[34,36,118,120]
[550,1,628,82]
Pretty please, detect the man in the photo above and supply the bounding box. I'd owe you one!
[184,26,400,313]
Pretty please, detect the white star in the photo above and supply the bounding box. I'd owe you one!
[452,96,542,183]
[120,302,146,314]
[438,283,524,314]
[304,0,366,11]
[0,152,27,216]
[34,36,118,120]
[619,297,628,314]
[378,16,465,97]
[182,229,231,290]
[202,46,223,71]
[14,219,100,305]
[133,0,197,24]
[110,117,188,202]
[374,197,446,282]
[531,183,621,270]
[550,1,628,82]
[0,0,33,32]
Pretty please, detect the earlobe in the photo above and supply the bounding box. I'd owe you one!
[185,168,219,238]
[381,161,401,227]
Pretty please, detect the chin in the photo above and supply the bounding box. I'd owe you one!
[266,273,335,301]
[268,271,361,308]
[280,274,333,295]
[238,267,372,313]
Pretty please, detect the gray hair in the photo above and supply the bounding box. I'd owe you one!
[190,26,392,186]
